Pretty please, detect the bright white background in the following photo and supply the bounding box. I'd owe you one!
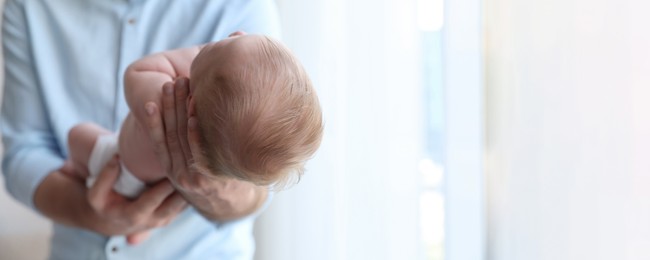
[0,175,50,259]
[485,0,650,259]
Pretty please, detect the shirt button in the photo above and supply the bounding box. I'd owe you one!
[112,246,119,253]
[128,18,136,25]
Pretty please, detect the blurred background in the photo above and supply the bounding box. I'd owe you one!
[2,0,650,259]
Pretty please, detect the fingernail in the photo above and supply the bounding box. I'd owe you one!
[145,103,155,116]
[164,84,173,95]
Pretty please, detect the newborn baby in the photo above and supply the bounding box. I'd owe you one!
[67,33,323,206]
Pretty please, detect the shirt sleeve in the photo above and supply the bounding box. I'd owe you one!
[1,0,65,210]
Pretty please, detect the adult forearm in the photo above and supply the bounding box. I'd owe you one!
[34,162,188,237]
[33,170,96,230]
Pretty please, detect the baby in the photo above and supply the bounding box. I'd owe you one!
[67,33,323,212]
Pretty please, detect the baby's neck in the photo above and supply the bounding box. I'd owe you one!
[118,113,165,184]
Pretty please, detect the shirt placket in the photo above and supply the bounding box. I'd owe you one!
[105,237,127,260]
[106,2,143,258]
[113,1,144,129]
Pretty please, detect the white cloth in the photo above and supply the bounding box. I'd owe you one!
[86,134,145,198]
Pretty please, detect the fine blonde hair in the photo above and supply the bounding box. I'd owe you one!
[193,36,323,189]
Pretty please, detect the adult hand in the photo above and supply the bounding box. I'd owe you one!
[143,78,268,221]
[35,157,187,245]
[82,156,187,244]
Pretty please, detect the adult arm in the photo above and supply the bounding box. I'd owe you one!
[144,79,269,222]
[1,0,185,237]
[34,160,186,237]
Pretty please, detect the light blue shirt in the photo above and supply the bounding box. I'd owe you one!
[1,0,280,259]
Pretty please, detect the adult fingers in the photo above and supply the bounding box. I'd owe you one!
[60,160,75,174]
[59,160,84,182]
[154,192,188,219]
[87,156,121,211]
[174,78,192,163]
[145,102,172,172]
[187,116,208,170]
[129,179,175,215]
[126,231,150,245]
[162,81,183,174]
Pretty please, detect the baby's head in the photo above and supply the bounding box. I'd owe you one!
[188,33,323,188]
